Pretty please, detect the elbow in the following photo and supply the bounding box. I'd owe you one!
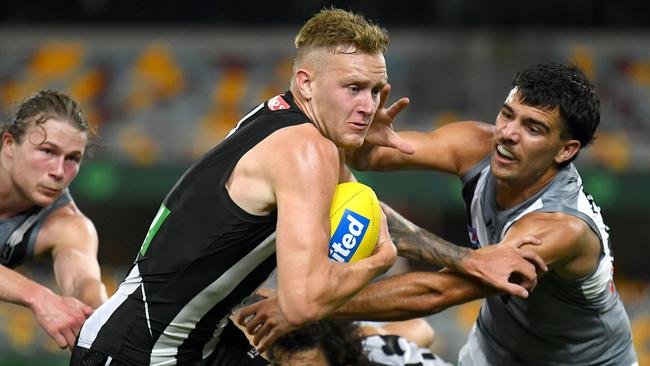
[285,311,316,328]
[71,277,108,309]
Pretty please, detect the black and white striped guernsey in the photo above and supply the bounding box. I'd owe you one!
[77,92,310,365]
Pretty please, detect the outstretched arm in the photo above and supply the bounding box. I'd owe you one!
[384,202,470,268]
[49,213,107,309]
[349,85,495,176]
[11,203,108,349]
[0,264,93,349]
[383,202,546,298]
[237,269,492,351]
[333,270,492,320]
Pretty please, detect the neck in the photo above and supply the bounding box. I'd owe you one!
[495,168,558,210]
[0,158,32,219]
[289,85,329,139]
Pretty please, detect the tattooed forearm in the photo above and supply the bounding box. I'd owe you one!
[383,203,471,270]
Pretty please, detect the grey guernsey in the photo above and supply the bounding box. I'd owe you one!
[457,157,637,366]
[1,190,71,267]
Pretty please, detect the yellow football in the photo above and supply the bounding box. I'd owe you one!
[328,182,381,263]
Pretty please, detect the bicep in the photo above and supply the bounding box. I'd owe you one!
[272,138,339,290]
[502,214,584,271]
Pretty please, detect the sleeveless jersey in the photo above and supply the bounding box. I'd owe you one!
[0,190,72,268]
[77,92,311,365]
[457,157,637,365]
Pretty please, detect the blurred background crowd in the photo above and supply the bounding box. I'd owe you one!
[1,1,649,365]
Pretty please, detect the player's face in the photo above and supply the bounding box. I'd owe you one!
[491,89,568,185]
[310,50,387,149]
[5,118,86,206]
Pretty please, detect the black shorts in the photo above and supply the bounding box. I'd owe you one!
[204,320,269,366]
[70,346,129,366]
[70,322,268,366]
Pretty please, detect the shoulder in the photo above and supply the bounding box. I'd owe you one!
[35,202,97,254]
[265,124,340,172]
[269,123,337,152]
[260,125,341,199]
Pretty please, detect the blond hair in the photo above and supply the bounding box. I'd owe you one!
[295,8,388,54]
[293,8,388,75]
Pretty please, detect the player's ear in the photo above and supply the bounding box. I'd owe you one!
[1,132,16,156]
[555,139,580,165]
[294,68,314,100]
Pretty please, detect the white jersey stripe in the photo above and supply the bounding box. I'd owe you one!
[149,232,277,365]
[77,266,143,348]
[225,103,264,139]
[500,197,543,240]
[142,283,153,337]
[469,169,490,247]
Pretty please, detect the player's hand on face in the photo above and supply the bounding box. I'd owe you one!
[236,288,296,354]
[461,236,547,298]
[30,290,93,349]
[365,84,414,154]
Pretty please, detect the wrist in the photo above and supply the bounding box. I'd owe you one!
[456,248,477,274]
[376,241,397,273]
[24,283,52,310]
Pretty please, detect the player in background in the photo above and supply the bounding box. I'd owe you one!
[0,89,107,349]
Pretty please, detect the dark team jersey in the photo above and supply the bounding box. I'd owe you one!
[77,92,311,365]
[0,190,72,268]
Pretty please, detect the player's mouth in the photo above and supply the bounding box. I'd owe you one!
[348,121,369,132]
[39,186,62,196]
[495,144,517,163]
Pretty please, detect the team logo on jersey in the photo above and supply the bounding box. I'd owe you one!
[467,224,479,248]
[329,209,369,262]
[267,95,290,111]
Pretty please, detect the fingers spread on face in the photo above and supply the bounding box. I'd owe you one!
[378,84,391,110]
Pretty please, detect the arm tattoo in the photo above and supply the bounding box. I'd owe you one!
[384,203,470,270]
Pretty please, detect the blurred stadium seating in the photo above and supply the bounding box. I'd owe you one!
[1,2,649,364]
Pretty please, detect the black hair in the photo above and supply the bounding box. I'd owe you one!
[512,62,600,165]
[269,320,372,366]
